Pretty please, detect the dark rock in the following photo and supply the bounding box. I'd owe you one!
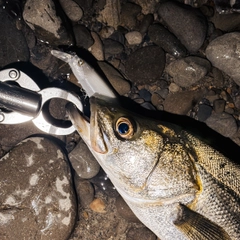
[109,31,125,45]
[197,104,212,122]
[158,1,207,53]
[125,46,165,85]
[141,101,156,110]
[68,140,100,179]
[148,24,187,58]
[139,89,152,102]
[139,14,154,35]
[213,99,226,113]
[59,0,83,22]
[103,38,124,55]
[74,0,93,12]
[0,8,29,68]
[166,56,211,88]
[212,67,224,88]
[205,112,238,137]
[73,24,94,49]
[126,226,157,240]
[206,32,240,86]
[120,2,142,30]
[0,137,76,239]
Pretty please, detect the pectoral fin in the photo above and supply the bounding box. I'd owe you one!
[174,204,230,240]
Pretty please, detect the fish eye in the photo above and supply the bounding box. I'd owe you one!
[115,117,135,139]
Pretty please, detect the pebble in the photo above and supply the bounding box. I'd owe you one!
[59,0,83,22]
[139,14,154,35]
[213,99,226,113]
[141,101,156,110]
[23,0,73,45]
[126,227,157,240]
[89,198,106,213]
[197,104,212,122]
[0,137,76,239]
[163,90,204,115]
[205,112,238,137]
[115,195,140,223]
[212,67,224,88]
[125,31,143,45]
[166,56,211,88]
[148,24,187,58]
[169,83,180,93]
[103,38,124,55]
[98,61,131,95]
[125,46,165,85]
[0,8,29,68]
[120,2,142,30]
[151,93,164,110]
[73,24,94,49]
[68,140,100,179]
[99,26,115,39]
[133,0,158,14]
[158,1,207,53]
[139,88,152,101]
[206,32,240,86]
[89,31,104,61]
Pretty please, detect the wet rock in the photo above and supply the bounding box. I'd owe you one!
[115,195,140,223]
[141,101,156,110]
[158,1,207,53]
[89,32,104,61]
[0,137,76,239]
[120,2,141,30]
[74,177,95,208]
[23,0,72,45]
[166,56,211,88]
[126,227,157,240]
[163,90,204,115]
[59,0,83,22]
[73,24,94,49]
[125,31,143,45]
[148,24,187,58]
[213,99,226,113]
[68,140,100,179]
[97,0,120,29]
[103,38,124,56]
[197,104,212,122]
[0,8,29,68]
[205,112,238,138]
[132,0,158,14]
[98,61,131,95]
[139,89,152,102]
[125,46,165,85]
[139,13,154,35]
[206,32,240,86]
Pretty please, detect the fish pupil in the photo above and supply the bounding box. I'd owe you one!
[118,123,129,134]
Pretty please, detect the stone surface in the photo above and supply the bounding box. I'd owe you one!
[148,24,187,58]
[197,104,212,122]
[98,61,131,95]
[126,227,157,240]
[68,140,100,179]
[0,137,76,239]
[125,46,165,85]
[132,0,158,14]
[89,32,104,61]
[73,24,94,49]
[125,31,143,45]
[206,32,240,86]
[103,38,124,55]
[158,1,207,53]
[59,0,83,22]
[166,56,211,88]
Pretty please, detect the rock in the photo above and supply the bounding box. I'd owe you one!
[98,61,131,95]
[59,0,83,22]
[125,46,165,85]
[99,26,115,39]
[68,140,100,179]
[141,102,156,110]
[205,112,238,138]
[115,195,140,223]
[139,14,154,35]
[206,32,240,86]
[103,38,124,56]
[97,0,120,29]
[197,104,212,122]
[110,30,125,45]
[120,2,141,30]
[73,24,94,49]
[125,31,143,45]
[126,227,157,240]
[212,67,224,88]
[89,198,106,213]
[89,32,104,61]
[148,24,187,58]
[23,0,72,45]
[213,99,226,113]
[74,177,95,208]
[158,1,207,53]
[163,90,204,115]
[0,8,29,68]
[132,0,158,14]
[166,56,211,88]
[74,0,93,13]
[151,93,163,110]
[0,137,76,239]
[169,83,180,93]
[139,88,152,102]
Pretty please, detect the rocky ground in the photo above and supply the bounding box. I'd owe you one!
[0,0,240,239]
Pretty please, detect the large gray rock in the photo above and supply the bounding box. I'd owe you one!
[206,32,240,86]
[0,137,76,240]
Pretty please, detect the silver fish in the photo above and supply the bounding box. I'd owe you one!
[67,97,240,240]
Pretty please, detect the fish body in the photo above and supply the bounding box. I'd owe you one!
[67,97,240,240]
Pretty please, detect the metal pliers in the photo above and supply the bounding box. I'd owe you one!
[0,50,118,135]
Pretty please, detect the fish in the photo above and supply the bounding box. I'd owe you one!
[67,96,240,240]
